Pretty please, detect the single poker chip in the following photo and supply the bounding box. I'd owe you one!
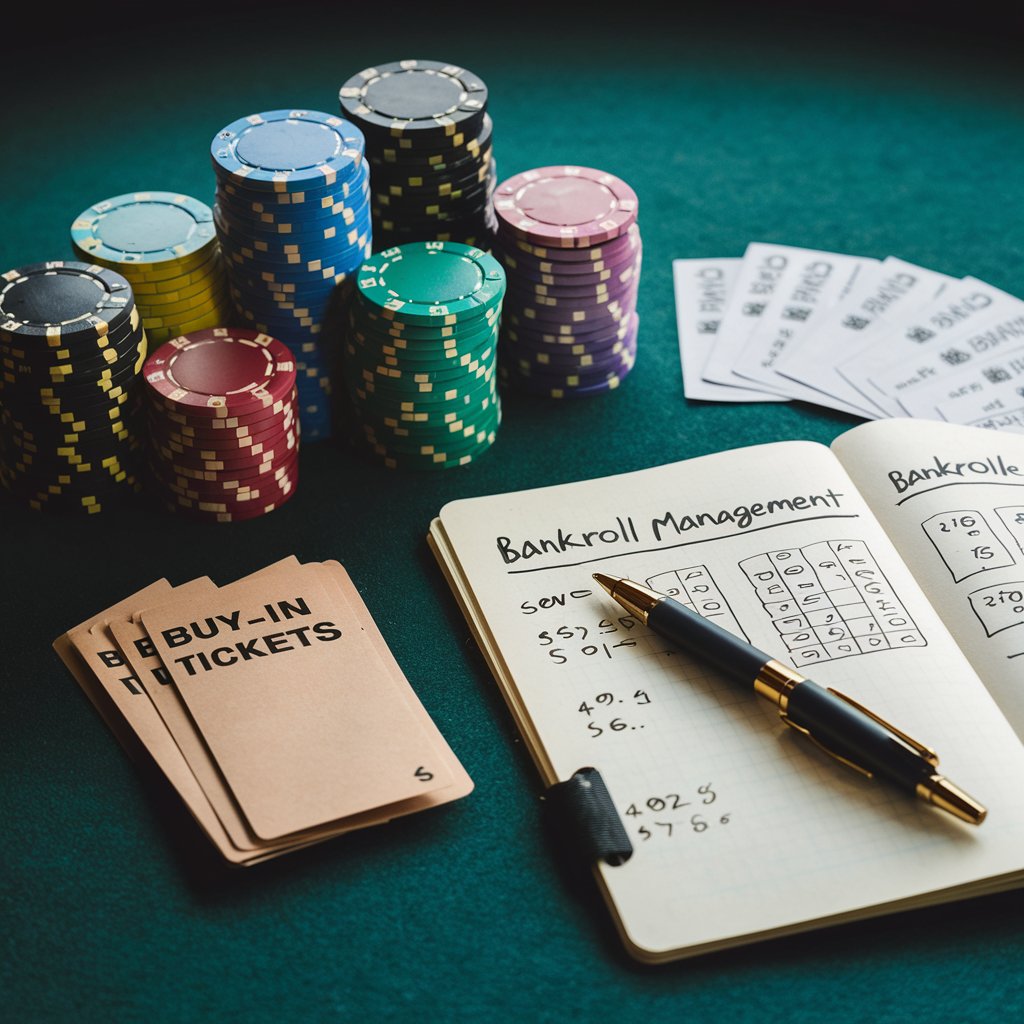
[0,262,135,344]
[151,447,298,492]
[348,322,496,359]
[506,272,639,304]
[70,192,216,267]
[351,363,497,402]
[164,482,296,522]
[373,177,491,213]
[507,329,634,365]
[0,302,139,365]
[156,420,298,464]
[221,170,370,208]
[213,205,370,257]
[215,186,371,237]
[351,305,498,345]
[373,157,492,198]
[345,341,496,382]
[496,244,642,285]
[220,158,371,205]
[168,464,297,507]
[357,301,498,336]
[149,414,296,455]
[348,331,497,372]
[502,223,641,265]
[132,273,225,309]
[360,397,498,439]
[143,328,296,417]
[373,120,487,161]
[504,291,636,329]
[372,198,492,230]
[154,438,299,482]
[354,378,497,414]
[149,416,296,458]
[503,292,638,329]
[356,242,504,325]
[360,423,498,470]
[508,332,638,378]
[155,389,295,433]
[108,249,219,285]
[339,60,487,140]
[219,187,371,233]
[211,110,365,192]
[493,166,638,249]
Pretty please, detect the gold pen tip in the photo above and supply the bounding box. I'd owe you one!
[917,774,988,825]
[592,572,618,596]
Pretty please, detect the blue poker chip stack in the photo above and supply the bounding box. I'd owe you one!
[210,109,373,440]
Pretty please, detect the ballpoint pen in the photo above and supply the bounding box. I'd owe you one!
[593,572,987,825]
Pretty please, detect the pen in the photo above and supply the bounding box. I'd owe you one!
[593,572,987,825]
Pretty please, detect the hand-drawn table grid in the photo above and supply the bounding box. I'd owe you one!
[739,540,927,667]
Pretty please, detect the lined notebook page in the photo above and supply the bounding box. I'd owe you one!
[431,440,1024,961]
[834,418,1024,735]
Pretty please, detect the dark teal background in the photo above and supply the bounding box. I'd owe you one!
[3,6,1024,1021]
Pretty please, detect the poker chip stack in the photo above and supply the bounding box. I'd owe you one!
[142,328,299,522]
[339,60,497,250]
[0,261,147,513]
[210,109,373,442]
[70,192,232,350]
[340,241,505,469]
[492,166,642,397]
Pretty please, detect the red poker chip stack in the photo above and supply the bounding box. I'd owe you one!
[142,327,300,521]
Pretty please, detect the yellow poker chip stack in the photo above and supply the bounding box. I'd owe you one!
[70,191,234,349]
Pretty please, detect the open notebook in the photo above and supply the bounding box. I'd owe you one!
[429,418,1024,962]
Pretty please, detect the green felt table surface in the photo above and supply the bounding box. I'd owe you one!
[3,5,1024,1021]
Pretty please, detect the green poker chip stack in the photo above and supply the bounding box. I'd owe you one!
[342,241,505,469]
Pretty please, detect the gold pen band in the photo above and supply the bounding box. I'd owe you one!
[753,659,804,711]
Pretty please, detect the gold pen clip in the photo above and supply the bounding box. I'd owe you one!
[827,687,940,766]
[778,713,873,778]
[778,687,939,778]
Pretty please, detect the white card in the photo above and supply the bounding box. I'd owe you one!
[899,344,1024,431]
[853,294,1024,416]
[729,249,874,413]
[672,257,780,403]
[699,242,798,396]
[775,257,954,415]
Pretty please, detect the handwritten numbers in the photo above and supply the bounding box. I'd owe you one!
[995,506,1024,559]
[968,583,1024,637]
[741,540,926,665]
[577,689,654,737]
[625,784,731,843]
[922,510,1014,582]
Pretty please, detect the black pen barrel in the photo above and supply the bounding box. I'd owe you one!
[785,680,932,789]
[648,597,770,684]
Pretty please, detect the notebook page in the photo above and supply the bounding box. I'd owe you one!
[432,441,1024,960]
[834,418,1024,735]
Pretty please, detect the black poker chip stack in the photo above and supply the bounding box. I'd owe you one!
[0,261,147,513]
[339,59,498,250]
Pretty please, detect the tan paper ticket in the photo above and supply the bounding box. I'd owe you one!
[141,561,456,840]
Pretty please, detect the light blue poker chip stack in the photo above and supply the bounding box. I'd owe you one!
[210,108,373,440]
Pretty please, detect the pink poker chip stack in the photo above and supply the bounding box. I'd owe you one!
[491,165,641,397]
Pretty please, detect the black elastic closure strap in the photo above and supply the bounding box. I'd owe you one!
[544,766,633,867]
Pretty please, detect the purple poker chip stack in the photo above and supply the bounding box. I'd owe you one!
[491,165,641,397]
